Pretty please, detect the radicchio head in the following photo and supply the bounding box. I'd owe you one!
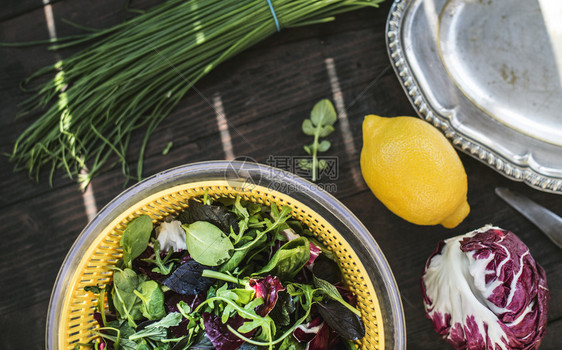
[421,225,549,349]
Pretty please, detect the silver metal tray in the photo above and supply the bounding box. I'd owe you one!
[386,0,562,193]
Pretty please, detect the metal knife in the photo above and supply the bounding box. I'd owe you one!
[495,187,562,249]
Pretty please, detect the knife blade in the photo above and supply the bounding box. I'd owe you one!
[495,187,562,249]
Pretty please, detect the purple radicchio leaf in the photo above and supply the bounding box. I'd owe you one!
[335,284,358,306]
[306,242,322,266]
[248,275,285,317]
[421,225,550,350]
[307,320,344,350]
[279,228,321,267]
[203,312,256,350]
[293,316,324,343]
[270,239,284,258]
[179,253,192,264]
[162,260,216,295]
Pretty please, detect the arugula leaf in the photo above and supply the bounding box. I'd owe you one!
[219,249,249,273]
[269,203,291,227]
[141,238,174,275]
[237,315,272,335]
[216,285,255,306]
[234,204,292,252]
[120,215,153,268]
[232,196,250,242]
[129,312,183,341]
[278,335,306,350]
[183,221,234,266]
[224,283,316,347]
[148,311,184,328]
[253,237,310,281]
[299,99,337,181]
[312,275,361,316]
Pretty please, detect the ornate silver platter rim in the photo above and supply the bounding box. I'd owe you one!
[385,0,562,194]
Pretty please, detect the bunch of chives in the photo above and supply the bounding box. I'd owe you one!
[9,0,383,187]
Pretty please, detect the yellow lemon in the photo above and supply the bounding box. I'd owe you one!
[360,115,469,228]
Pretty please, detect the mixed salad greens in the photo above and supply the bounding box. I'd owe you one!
[81,194,365,350]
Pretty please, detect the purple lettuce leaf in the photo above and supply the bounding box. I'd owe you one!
[132,246,167,282]
[335,283,358,306]
[162,260,216,295]
[164,291,206,337]
[203,312,255,350]
[293,265,313,285]
[181,199,239,234]
[311,254,342,285]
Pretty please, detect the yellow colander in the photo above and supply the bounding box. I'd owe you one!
[46,161,405,349]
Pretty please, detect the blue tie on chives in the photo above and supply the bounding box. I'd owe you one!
[266,0,281,31]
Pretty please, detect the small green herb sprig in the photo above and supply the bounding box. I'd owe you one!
[299,99,337,182]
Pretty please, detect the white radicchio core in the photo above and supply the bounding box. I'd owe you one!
[421,225,549,350]
[156,220,187,252]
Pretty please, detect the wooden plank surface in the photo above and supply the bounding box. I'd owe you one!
[1,0,560,349]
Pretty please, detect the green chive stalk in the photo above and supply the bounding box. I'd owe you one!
[8,0,383,187]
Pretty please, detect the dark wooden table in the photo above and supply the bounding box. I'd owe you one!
[1,1,560,349]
